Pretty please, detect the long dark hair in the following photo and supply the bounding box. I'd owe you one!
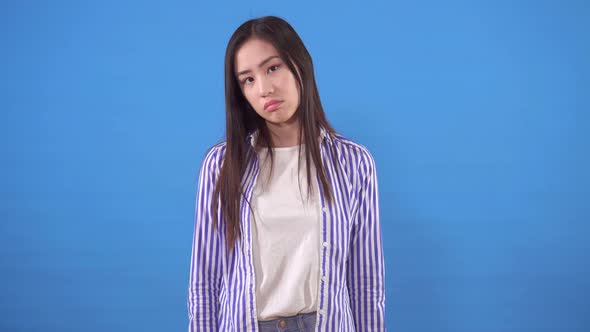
[212,16,336,252]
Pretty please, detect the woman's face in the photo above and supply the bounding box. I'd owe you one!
[234,38,300,128]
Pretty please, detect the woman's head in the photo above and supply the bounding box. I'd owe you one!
[234,37,300,129]
[224,15,329,143]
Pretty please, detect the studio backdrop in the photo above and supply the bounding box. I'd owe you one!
[1,0,588,331]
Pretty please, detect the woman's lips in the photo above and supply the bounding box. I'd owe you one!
[264,100,282,112]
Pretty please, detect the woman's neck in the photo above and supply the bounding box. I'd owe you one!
[266,119,302,148]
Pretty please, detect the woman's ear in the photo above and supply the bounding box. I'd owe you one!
[293,64,305,97]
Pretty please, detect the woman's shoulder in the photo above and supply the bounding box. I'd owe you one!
[331,133,376,165]
[204,141,227,157]
[199,141,227,172]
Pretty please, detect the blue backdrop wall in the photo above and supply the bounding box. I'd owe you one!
[1,0,588,331]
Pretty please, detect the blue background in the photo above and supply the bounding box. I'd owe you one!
[1,0,588,331]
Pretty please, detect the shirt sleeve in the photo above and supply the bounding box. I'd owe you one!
[346,147,386,331]
[187,145,224,332]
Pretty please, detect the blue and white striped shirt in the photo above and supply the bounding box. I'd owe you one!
[188,128,386,331]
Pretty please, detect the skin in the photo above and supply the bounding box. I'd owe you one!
[235,38,302,148]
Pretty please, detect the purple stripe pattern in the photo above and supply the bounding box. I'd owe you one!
[188,128,386,331]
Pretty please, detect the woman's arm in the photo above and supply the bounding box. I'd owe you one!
[346,147,386,331]
[187,145,225,332]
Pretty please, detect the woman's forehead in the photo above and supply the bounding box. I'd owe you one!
[235,38,281,71]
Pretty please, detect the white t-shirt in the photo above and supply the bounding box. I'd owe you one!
[250,144,321,321]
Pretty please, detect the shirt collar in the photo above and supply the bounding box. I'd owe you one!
[246,126,331,148]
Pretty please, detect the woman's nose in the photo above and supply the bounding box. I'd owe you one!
[258,77,274,96]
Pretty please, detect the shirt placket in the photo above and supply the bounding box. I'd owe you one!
[315,140,329,331]
[245,152,261,332]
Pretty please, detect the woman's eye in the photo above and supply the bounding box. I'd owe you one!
[243,77,253,85]
[268,64,280,73]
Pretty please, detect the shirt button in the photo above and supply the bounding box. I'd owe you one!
[321,275,327,281]
[322,242,329,247]
[322,207,327,213]
[279,320,287,328]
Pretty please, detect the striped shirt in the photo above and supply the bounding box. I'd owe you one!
[187,127,386,331]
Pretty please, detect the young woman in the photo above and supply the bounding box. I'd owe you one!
[187,16,386,332]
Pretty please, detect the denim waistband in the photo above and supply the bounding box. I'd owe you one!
[257,311,317,332]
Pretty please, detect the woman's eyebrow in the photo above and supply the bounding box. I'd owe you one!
[236,55,280,77]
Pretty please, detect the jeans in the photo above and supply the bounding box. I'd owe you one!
[257,311,317,332]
